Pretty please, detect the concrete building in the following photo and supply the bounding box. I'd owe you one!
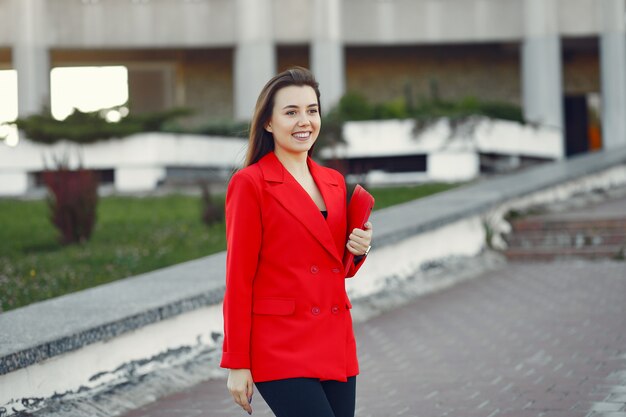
[0,0,625,154]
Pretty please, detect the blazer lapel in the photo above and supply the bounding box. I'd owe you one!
[308,156,346,261]
[259,152,343,264]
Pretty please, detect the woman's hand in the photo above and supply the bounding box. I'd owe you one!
[346,221,373,256]
[227,368,254,415]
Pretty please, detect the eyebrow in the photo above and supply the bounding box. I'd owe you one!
[282,103,319,110]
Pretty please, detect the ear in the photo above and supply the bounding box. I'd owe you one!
[265,122,273,133]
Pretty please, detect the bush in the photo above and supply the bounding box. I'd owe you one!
[412,96,524,134]
[42,168,99,244]
[8,107,193,144]
[325,92,523,125]
[477,101,524,123]
[373,98,410,120]
[163,119,250,138]
[412,96,523,122]
[334,92,374,121]
[315,92,526,148]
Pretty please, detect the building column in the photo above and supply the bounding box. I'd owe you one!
[12,0,50,117]
[600,0,626,149]
[522,0,564,154]
[311,0,345,112]
[233,0,276,120]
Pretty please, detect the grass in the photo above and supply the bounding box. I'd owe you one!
[0,195,226,312]
[0,183,459,312]
[366,183,459,210]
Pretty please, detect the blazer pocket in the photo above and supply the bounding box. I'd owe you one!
[253,298,296,315]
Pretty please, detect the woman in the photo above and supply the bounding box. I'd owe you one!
[221,67,373,417]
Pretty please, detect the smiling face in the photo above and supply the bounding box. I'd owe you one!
[265,85,321,158]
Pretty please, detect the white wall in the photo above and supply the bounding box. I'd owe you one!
[473,119,563,158]
[429,152,480,182]
[326,118,562,160]
[0,133,248,196]
[0,118,562,196]
[320,118,561,186]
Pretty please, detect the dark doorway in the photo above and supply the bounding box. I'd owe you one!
[563,95,589,157]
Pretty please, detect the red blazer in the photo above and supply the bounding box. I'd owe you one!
[220,151,365,382]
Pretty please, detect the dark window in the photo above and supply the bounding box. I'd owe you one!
[344,155,427,175]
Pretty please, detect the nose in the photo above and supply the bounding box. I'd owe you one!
[297,113,311,126]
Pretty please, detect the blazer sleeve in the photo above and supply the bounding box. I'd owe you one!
[346,252,366,278]
[341,174,368,279]
[220,171,262,369]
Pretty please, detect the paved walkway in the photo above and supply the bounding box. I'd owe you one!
[122,260,626,417]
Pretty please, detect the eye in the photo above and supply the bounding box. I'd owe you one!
[286,110,296,116]
[308,108,319,114]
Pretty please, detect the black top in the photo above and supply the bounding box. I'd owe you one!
[320,210,328,219]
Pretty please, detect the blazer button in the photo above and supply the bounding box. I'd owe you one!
[331,305,340,314]
[332,268,341,274]
[310,265,319,274]
[311,306,321,315]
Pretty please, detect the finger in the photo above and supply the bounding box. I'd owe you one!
[237,391,252,414]
[350,229,369,240]
[247,379,254,404]
[346,240,367,255]
[353,222,373,233]
[347,240,364,250]
[351,228,373,239]
[349,234,370,248]
[230,390,243,408]
[346,243,361,255]
[348,236,364,247]
[229,386,246,406]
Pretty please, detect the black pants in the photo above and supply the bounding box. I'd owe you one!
[255,376,356,417]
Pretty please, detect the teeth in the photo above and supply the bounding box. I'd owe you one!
[293,132,310,138]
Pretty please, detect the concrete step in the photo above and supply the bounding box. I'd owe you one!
[505,231,626,249]
[505,212,626,260]
[504,246,626,262]
[510,217,626,233]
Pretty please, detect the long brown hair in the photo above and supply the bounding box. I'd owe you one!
[243,67,321,167]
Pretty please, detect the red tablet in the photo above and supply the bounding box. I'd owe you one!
[343,184,375,275]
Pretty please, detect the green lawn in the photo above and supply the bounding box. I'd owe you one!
[367,183,459,210]
[0,183,459,312]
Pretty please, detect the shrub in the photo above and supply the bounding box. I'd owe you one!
[325,92,523,126]
[373,98,410,120]
[42,168,99,244]
[8,107,193,145]
[411,96,524,136]
[335,92,374,121]
[317,92,524,143]
[163,119,250,138]
[477,101,524,123]
[412,96,523,123]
